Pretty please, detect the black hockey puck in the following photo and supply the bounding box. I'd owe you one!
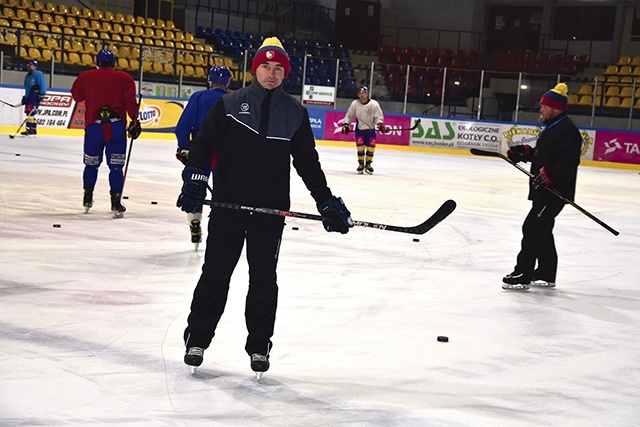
[292,226,299,230]
[15,153,20,156]
[122,196,129,199]
[53,224,61,228]
[413,238,420,242]
[437,336,449,342]
[151,201,157,205]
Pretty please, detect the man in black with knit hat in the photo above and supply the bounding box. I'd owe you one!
[177,36,353,378]
[502,83,582,291]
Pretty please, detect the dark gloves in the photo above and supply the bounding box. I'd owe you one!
[176,167,208,213]
[507,144,533,163]
[21,96,26,105]
[37,94,45,102]
[377,123,387,133]
[176,147,189,165]
[128,119,142,140]
[317,196,353,234]
[533,166,551,189]
[342,124,349,135]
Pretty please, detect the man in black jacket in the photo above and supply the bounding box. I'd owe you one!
[176,37,353,377]
[503,83,582,290]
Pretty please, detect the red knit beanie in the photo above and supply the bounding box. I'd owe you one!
[540,83,569,111]
[251,37,290,77]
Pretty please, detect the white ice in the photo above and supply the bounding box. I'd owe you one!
[0,134,639,426]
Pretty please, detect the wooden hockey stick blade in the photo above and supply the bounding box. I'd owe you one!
[470,148,619,236]
[202,199,456,235]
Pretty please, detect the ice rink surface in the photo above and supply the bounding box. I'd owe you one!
[0,134,638,426]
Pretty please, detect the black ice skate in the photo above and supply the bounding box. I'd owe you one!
[250,353,269,381]
[502,271,530,290]
[184,347,204,374]
[83,188,93,213]
[356,162,364,174]
[20,129,37,137]
[109,190,126,219]
[364,161,374,175]
[190,219,202,251]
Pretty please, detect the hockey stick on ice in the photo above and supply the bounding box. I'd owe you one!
[470,148,619,236]
[0,100,22,108]
[203,198,456,235]
[8,105,38,139]
[120,94,143,199]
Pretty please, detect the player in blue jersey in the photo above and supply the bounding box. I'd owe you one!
[21,60,48,136]
[175,65,231,248]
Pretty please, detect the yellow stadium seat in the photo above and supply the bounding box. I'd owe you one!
[152,62,163,73]
[618,97,632,109]
[604,97,620,108]
[117,57,129,69]
[67,52,82,65]
[0,18,9,28]
[604,86,620,97]
[50,25,62,34]
[617,65,632,76]
[577,95,592,106]
[602,65,618,76]
[41,48,52,61]
[25,22,37,30]
[616,55,630,66]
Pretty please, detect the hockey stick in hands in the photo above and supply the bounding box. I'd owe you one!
[344,119,422,134]
[470,148,619,236]
[203,198,456,235]
[9,106,38,139]
[380,118,422,133]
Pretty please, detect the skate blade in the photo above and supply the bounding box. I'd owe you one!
[190,366,197,375]
[502,283,530,290]
[255,371,264,381]
[112,211,124,219]
[193,242,200,252]
[529,280,556,288]
[84,207,90,214]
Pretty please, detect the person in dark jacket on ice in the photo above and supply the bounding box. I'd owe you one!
[502,82,582,291]
[176,36,353,377]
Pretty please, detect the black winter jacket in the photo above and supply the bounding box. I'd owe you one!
[529,113,582,204]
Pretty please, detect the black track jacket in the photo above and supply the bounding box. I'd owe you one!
[187,80,333,210]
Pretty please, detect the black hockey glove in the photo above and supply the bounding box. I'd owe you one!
[37,94,45,103]
[342,124,349,135]
[21,96,26,105]
[128,119,142,140]
[507,144,533,163]
[177,167,208,213]
[176,147,189,165]
[317,196,353,234]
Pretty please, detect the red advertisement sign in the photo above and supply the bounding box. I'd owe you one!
[593,130,640,165]
[322,111,413,146]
